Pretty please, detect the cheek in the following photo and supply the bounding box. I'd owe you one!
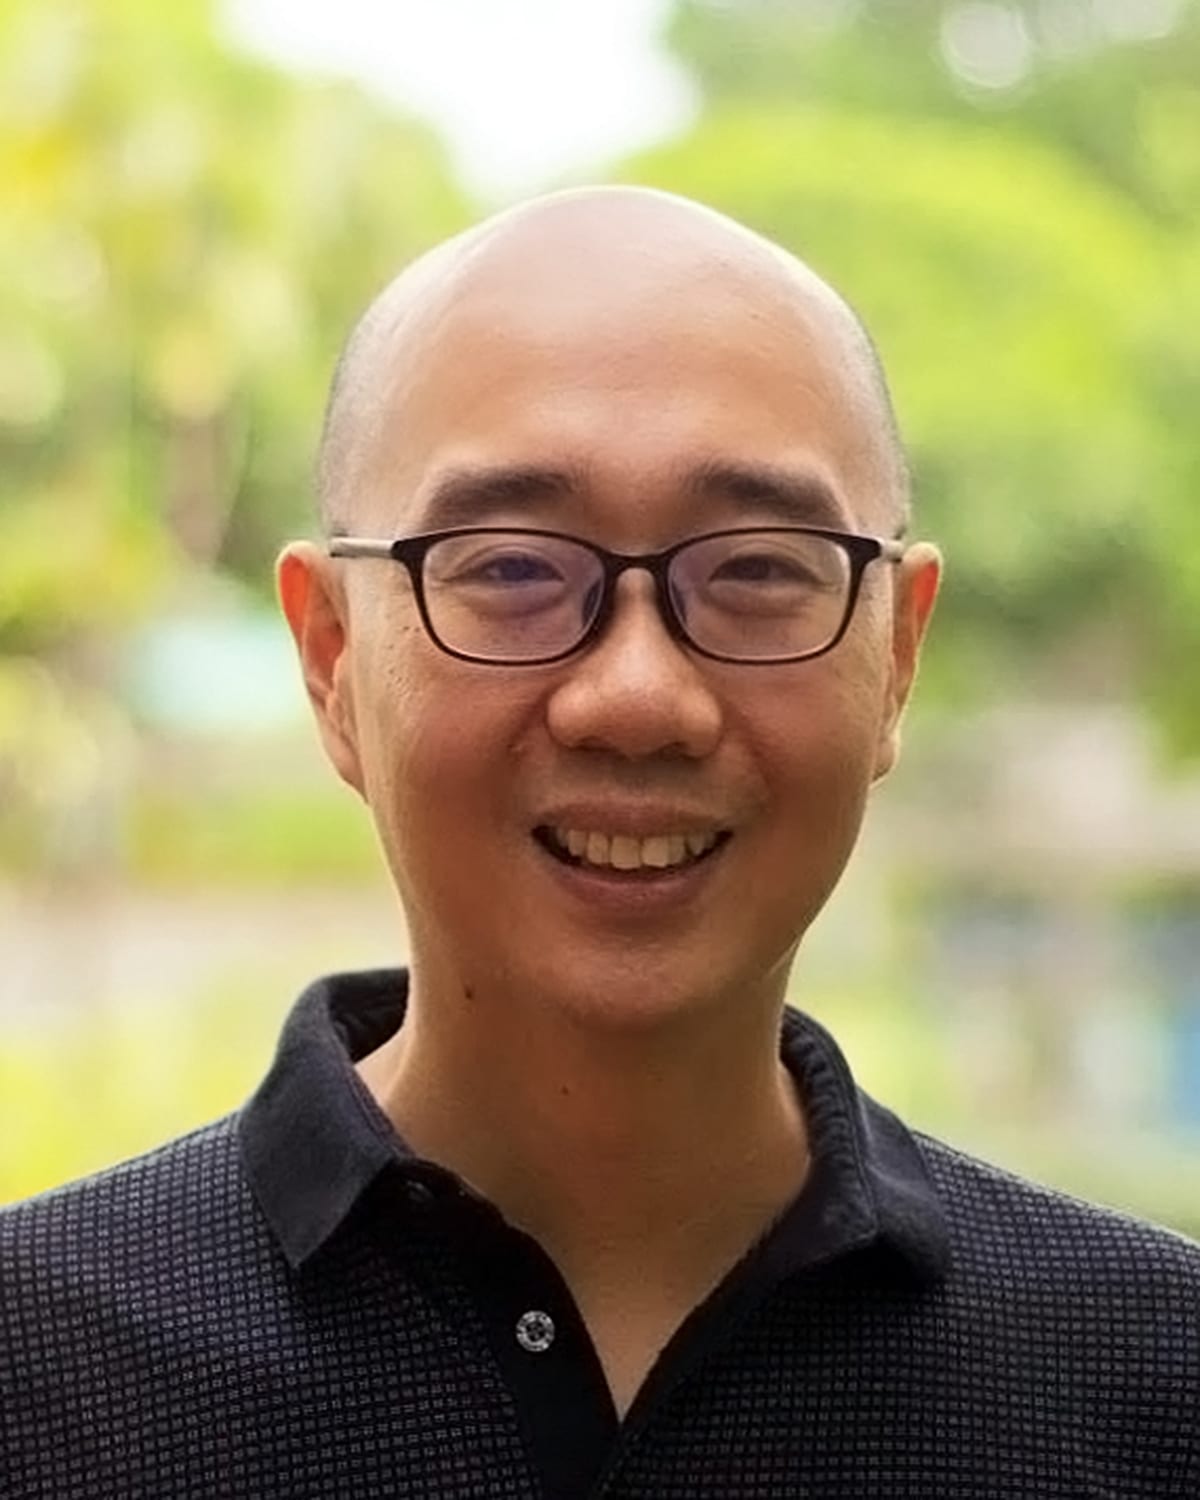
[351,661,504,924]
[748,651,889,843]
[356,635,533,840]
[353,631,421,800]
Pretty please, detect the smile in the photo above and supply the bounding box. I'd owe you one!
[536,826,730,873]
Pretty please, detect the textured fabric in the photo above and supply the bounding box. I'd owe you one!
[1,970,1197,1499]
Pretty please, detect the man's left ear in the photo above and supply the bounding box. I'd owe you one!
[874,542,941,781]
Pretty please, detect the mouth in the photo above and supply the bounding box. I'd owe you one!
[533,824,732,876]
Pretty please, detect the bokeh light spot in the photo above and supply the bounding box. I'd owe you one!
[941,2,1035,91]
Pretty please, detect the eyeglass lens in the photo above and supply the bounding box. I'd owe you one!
[421,530,853,663]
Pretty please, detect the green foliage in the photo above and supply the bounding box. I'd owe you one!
[1,0,469,651]
[129,772,381,886]
[669,0,1200,209]
[0,0,469,870]
[0,971,292,1202]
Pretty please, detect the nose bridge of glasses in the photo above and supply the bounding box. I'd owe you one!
[598,550,687,645]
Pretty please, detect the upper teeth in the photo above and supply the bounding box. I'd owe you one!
[553,828,719,870]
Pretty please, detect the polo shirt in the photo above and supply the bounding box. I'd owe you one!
[2,969,1197,1498]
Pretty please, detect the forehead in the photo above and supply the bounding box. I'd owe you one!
[354,223,888,538]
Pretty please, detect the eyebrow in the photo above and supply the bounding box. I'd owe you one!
[683,459,849,529]
[415,464,585,529]
[411,457,849,532]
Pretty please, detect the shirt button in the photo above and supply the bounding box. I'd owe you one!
[515,1309,556,1353]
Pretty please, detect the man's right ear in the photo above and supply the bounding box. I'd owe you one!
[277,543,366,797]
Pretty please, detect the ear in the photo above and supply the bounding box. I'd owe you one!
[277,542,366,796]
[874,542,941,781]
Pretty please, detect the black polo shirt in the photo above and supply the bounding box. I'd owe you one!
[2,969,1197,1498]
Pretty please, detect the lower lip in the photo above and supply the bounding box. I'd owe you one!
[533,835,728,918]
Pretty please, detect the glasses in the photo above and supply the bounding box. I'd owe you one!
[328,526,905,666]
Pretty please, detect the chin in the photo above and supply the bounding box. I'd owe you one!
[520,946,766,1037]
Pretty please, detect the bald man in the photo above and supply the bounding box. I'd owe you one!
[2,189,1197,1500]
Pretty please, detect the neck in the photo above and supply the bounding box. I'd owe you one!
[357,967,810,1290]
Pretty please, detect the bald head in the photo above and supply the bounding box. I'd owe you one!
[316,186,910,535]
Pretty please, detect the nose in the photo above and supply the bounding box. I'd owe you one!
[545,572,724,760]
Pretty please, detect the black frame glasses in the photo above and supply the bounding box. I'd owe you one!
[327,525,906,666]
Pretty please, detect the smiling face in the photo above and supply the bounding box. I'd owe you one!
[282,190,939,1034]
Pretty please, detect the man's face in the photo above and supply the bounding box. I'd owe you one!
[290,231,937,1031]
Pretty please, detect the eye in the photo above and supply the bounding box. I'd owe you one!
[707,545,834,591]
[710,551,813,584]
[453,548,565,586]
[675,534,847,622]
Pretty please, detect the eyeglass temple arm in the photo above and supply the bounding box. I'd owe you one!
[328,537,395,559]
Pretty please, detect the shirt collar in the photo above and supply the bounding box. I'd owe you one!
[239,970,950,1284]
[775,1007,952,1284]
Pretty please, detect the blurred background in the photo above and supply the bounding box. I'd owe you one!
[2,0,1198,1233]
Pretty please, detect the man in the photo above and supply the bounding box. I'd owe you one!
[2,187,1196,1498]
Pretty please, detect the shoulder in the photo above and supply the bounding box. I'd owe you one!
[910,1132,1199,1478]
[0,1114,288,1419]
[0,1118,299,1495]
[0,1113,262,1289]
[916,1128,1200,1286]
[915,1131,1199,1389]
